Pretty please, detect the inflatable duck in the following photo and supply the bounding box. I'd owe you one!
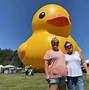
[18,4,81,72]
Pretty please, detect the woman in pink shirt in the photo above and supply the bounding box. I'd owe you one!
[43,37,68,90]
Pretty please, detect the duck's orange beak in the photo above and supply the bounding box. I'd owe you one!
[47,14,69,27]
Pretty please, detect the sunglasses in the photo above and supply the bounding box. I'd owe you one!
[66,44,72,48]
[52,41,59,44]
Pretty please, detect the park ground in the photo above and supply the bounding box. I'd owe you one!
[0,73,89,90]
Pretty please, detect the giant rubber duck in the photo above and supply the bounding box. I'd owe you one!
[18,4,81,72]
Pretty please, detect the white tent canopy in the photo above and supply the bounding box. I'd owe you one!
[4,65,15,68]
[0,65,4,67]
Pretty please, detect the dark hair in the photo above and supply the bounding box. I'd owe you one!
[64,41,72,49]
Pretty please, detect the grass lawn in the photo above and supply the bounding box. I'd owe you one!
[0,73,89,90]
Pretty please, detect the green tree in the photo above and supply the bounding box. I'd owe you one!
[0,49,24,67]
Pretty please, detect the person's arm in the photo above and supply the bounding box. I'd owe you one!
[78,52,89,78]
[44,60,49,80]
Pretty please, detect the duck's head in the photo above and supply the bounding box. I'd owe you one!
[32,4,72,37]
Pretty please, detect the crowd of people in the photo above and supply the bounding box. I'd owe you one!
[44,37,89,90]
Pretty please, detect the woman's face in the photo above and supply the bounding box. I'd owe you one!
[65,43,73,52]
[51,40,59,50]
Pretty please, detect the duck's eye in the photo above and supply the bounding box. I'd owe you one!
[39,12,45,19]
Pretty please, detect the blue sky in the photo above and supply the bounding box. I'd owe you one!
[0,0,89,60]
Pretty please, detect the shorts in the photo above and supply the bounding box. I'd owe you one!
[48,77,66,84]
[67,76,84,90]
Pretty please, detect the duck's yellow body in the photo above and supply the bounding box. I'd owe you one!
[18,4,81,72]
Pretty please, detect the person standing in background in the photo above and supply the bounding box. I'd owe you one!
[29,65,34,76]
[25,65,29,75]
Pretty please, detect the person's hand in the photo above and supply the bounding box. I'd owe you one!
[46,75,50,81]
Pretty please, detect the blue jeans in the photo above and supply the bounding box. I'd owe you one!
[67,76,84,90]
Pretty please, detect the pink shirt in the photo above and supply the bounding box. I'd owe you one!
[44,49,68,78]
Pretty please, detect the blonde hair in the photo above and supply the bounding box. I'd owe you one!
[51,37,59,43]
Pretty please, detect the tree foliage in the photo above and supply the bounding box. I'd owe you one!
[0,48,24,67]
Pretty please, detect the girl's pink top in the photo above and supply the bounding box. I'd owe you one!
[44,49,68,78]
